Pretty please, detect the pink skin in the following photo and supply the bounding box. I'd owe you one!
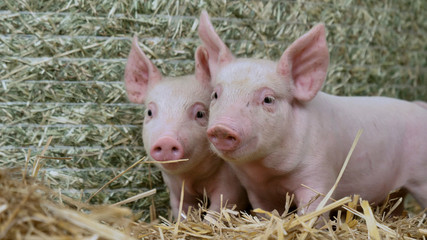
[414,101,427,109]
[197,10,427,216]
[124,37,249,218]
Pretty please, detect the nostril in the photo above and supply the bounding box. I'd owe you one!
[172,146,178,152]
[154,146,162,152]
[207,131,218,142]
[227,136,236,141]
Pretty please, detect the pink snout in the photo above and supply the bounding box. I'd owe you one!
[150,137,184,161]
[207,125,241,152]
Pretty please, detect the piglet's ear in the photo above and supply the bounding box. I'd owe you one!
[124,36,162,104]
[277,24,329,102]
[195,45,211,86]
[198,10,234,76]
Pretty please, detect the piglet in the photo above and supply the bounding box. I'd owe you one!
[197,11,427,216]
[124,37,249,218]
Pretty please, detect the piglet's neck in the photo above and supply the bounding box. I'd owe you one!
[168,155,225,196]
[176,154,224,181]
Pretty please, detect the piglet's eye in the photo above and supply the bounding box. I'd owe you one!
[211,92,218,100]
[147,109,152,117]
[263,96,275,104]
[196,111,206,119]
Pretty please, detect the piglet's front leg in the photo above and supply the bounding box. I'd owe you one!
[208,167,250,214]
[208,189,248,214]
[203,190,249,224]
[203,176,249,223]
[294,183,334,225]
[169,188,199,220]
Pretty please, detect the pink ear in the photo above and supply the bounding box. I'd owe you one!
[277,24,329,102]
[195,45,211,86]
[198,10,234,76]
[124,36,162,104]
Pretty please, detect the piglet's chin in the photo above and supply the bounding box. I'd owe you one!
[209,143,235,161]
[153,156,192,174]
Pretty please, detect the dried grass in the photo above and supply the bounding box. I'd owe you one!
[0,168,136,239]
[1,166,426,239]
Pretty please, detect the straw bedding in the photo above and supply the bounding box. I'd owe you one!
[0,0,426,238]
[0,165,426,239]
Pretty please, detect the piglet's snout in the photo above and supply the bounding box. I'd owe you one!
[207,125,241,151]
[150,137,184,161]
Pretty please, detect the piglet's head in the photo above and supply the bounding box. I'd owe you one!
[125,37,213,174]
[198,10,329,163]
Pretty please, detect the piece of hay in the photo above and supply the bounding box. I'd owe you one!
[361,199,381,240]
